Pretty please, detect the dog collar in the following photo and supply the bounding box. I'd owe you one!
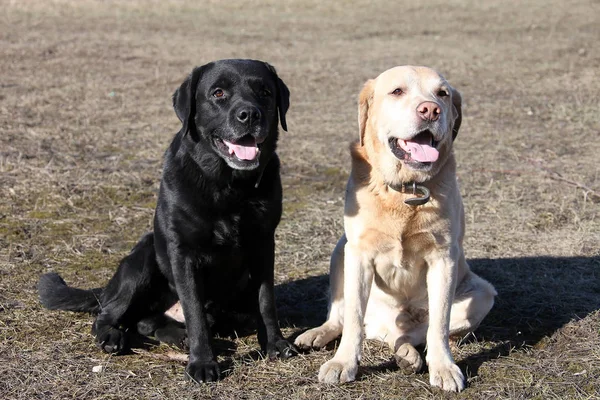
[387,181,431,206]
[254,167,265,188]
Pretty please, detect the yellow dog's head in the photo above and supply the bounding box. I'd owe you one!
[358,66,462,184]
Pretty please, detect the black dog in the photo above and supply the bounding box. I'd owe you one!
[38,59,296,383]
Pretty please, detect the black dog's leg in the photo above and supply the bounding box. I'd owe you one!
[172,255,220,383]
[137,314,188,349]
[93,233,170,354]
[250,236,297,359]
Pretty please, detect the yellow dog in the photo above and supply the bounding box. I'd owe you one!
[296,66,496,392]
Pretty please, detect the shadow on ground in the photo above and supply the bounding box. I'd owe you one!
[275,256,600,375]
[120,255,599,377]
[461,256,600,376]
[276,274,330,329]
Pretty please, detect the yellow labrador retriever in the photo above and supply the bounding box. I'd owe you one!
[295,66,496,392]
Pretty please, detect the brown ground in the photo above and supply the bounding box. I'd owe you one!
[1,0,599,399]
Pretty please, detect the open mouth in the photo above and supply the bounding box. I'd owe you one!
[388,130,439,165]
[214,135,262,163]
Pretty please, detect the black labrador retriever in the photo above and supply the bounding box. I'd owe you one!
[38,59,296,383]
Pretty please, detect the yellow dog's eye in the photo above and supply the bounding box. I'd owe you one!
[437,89,449,97]
[391,88,403,96]
[213,89,224,98]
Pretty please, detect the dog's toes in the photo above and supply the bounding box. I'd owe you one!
[294,330,318,350]
[267,338,298,360]
[295,327,337,350]
[185,360,220,384]
[95,326,128,354]
[394,343,423,372]
[428,362,465,392]
[318,359,357,384]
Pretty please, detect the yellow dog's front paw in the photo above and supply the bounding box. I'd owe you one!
[318,359,358,384]
[428,361,465,392]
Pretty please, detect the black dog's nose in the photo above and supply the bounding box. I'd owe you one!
[236,107,261,125]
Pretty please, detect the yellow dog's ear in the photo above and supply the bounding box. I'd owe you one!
[358,79,375,146]
[450,87,462,141]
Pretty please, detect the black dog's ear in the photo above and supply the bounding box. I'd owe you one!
[263,62,290,131]
[450,87,462,141]
[172,65,206,138]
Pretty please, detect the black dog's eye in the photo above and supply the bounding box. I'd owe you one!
[213,89,225,98]
[391,88,403,96]
[259,89,272,97]
[437,89,449,97]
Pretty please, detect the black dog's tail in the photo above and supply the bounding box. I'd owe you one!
[38,272,103,314]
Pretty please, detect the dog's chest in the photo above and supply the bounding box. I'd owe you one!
[367,217,438,296]
[208,200,274,246]
[210,213,243,246]
[372,238,428,293]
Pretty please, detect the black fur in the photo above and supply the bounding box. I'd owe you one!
[38,59,296,383]
[38,272,102,313]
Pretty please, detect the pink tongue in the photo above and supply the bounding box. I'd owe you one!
[398,139,439,162]
[223,139,259,161]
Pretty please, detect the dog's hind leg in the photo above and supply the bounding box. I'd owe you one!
[448,268,496,339]
[93,233,172,354]
[386,326,427,373]
[137,314,188,349]
[295,235,346,350]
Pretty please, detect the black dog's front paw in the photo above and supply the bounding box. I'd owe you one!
[94,324,128,354]
[266,338,298,360]
[185,360,220,383]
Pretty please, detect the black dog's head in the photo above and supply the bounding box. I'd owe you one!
[173,59,290,171]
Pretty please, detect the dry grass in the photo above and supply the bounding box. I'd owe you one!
[1,0,599,398]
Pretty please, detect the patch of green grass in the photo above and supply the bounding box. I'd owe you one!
[68,185,157,209]
[27,210,59,219]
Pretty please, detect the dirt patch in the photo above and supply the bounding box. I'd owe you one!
[1,0,599,399]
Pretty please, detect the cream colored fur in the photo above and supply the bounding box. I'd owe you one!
[295,66,496,392]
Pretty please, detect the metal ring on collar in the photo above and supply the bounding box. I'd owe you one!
[403,184,430,206]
